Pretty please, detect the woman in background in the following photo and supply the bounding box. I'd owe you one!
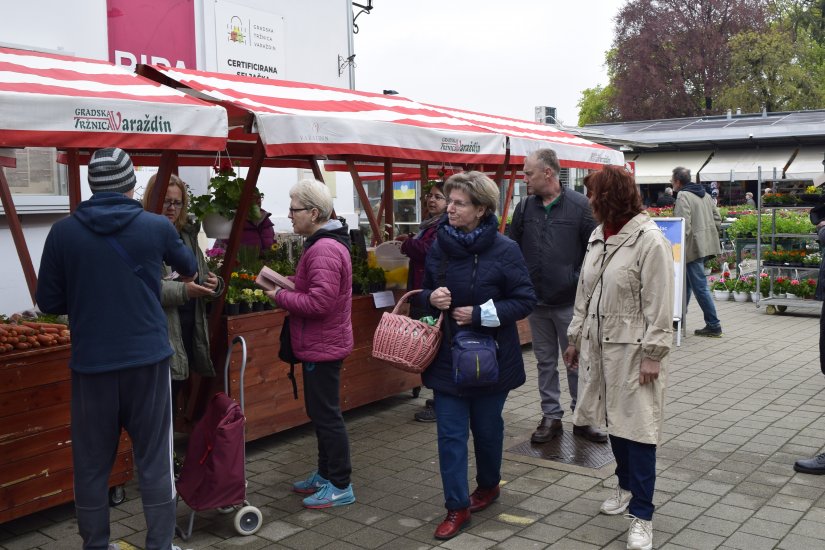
[563,166,674,550]
[400,182,447,423]
[143,174,222,423]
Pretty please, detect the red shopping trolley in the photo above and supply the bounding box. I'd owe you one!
[175,336,262,540]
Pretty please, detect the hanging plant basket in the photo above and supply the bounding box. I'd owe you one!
[202,213,234,239]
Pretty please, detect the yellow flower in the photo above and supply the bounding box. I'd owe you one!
[231,272,239,278]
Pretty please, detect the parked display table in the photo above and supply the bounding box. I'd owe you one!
[0,345,133,523]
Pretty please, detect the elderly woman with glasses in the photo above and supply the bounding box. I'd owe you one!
[142,174,223,429]
[266,179,356,509]
[418,171,536,540]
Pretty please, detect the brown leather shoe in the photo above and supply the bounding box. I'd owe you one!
[531,418,562,443]
[573,424,608,443]
[434,508,471,539]
[469,485,500,512]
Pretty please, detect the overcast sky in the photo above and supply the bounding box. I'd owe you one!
[353,0,626,127]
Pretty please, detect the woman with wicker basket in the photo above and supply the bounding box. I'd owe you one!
[418,171,536,540]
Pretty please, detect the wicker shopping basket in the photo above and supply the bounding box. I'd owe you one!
[372,290,444,373]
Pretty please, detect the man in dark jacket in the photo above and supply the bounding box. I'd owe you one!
[656,187,676,207]
[36,148,197,550]
[510,149,606,444]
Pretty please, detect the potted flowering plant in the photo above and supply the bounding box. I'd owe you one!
[797,278,817,299]
[189,158,262,238]
[773,276,789,297]
[710,274,733,300]
[759,272,771,298]
[205,246,225,272]
[733,275,755,302]
[787,278,803,299]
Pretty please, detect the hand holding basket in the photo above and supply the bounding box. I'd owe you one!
[372,290,443,373]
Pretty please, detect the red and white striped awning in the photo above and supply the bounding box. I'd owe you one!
[140,65,507,165]
[0,47,227,151]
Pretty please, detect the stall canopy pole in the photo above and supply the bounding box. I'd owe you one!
[347,160,382,242]
[208,139,267,341]
[383,161,393,241]
[148,151,178,214]
[0,168,37,304]
[309,157,336,219]
[499,169,518,234]
[66,149,82,213]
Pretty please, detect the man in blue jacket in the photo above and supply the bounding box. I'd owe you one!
[510,148,607,444]
[36,148,198,550]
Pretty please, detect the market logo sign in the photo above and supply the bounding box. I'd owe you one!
[227,15,248,44]
[589,152,614,165]
[441,137,481,153]
[74,109,172,133]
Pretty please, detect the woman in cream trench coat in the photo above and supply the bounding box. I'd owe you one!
[563,166,673,550]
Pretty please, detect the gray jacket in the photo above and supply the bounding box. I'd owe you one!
[673,187,722,263]
[160,221,223,380]
[509,189,596,307]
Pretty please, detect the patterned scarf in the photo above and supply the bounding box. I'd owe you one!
[444,219,487,247]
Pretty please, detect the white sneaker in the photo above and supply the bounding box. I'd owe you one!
[600,485,632,515]
[626,515,653,550]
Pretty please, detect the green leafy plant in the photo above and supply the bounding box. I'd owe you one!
[189,161,261,222]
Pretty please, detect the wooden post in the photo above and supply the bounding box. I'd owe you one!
[383,161,393,240]
[499,169,518,234]
[309,157,336,219]
[0,168,37,304]
[148,151,178,214]
[347,160,382,242]
[66,149,82,213]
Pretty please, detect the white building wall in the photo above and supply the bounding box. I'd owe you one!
[0,0,355,314]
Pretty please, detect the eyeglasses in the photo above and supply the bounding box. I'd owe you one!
[446,199,472,208]
[163,199,183,209]
[425,193,446,201]
[288,207,309,214]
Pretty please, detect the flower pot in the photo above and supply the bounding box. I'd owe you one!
[239,302,251,314]
[713,290,731,301]
[224,302,239,316]
[252,302,264,312]
[773,292,786,299]
[703,267,712,276]
[750,291,760,302]
[264,301,274,310]
[202,213,234,239]
[785,292,800,300]
[733,291,749,302]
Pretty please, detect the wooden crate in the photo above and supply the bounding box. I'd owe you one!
[0,346,133,524]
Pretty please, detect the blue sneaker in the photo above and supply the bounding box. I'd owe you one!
[292,471,329,494]
[302,483,355,508]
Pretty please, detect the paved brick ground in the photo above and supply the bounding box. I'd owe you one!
[2,298,825,549]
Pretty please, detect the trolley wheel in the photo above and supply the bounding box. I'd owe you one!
[109,485,126,506]
[778,306,788,313]
[216,505,235,514]
[765,305,777,315]
[234,505,262,536]
[411,386,421,398]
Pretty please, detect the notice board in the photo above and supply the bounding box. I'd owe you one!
[653,217,686,320]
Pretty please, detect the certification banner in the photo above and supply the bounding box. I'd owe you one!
[214,0,286,79]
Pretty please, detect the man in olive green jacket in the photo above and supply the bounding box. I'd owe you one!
[672,167,723,337]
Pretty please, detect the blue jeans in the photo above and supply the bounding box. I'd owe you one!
[685,258,721,329]
[610,435,657,520]
[434,389,509,510]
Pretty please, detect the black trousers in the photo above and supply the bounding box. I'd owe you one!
[610,434,657,521]
[820,302,825,374]
[303,360,352,488]
[71,360,175,550]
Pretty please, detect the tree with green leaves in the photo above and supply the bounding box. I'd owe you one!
[577,84,621,126]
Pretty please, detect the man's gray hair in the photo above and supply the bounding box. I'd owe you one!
[290,179,334,222]
[664,187,673,195]
[530,148,561,177]
[672,166,691,185]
